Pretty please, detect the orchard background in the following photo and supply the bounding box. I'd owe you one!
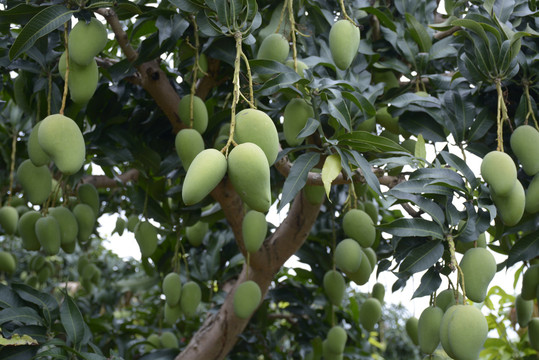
[0,0,539,359]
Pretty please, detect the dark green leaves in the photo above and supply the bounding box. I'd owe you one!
[507,232,539,267]
[278,153,320,212]
[379,218,445,239]
[0,307,42,326]
[399,239,444,275]
[412,267,442,298]
[337,131,409,153]
[60,294,87,347]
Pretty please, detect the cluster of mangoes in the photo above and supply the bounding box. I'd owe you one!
[24,254,54,286]
[481,125,539,226]
[162,272,201,324]
[144,331,179,352]
[60,18,107,104]
[78,257,101,292]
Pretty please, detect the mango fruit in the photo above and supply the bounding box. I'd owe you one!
[322,340,344,360]
[372,282,385,304]
[159,331,178,349]
[455,232,487,254]
[182,149,227,205]
[180,281,201,317]
[329,19,360,70]
[516,294,533,328]
[233,280,262,319]
[510,125,539,176]
[127,214,139,232]
[59,52,99,104]
[521,264,539,300]
[78,183,99,216]
[164,303,182,325]
[163,272,182,306]
[73,203,95,244]
[439,305,459,359]
[178,94,208,134]
[436,289,463,312]
[283,98,314,147]
[326,325,347,354]
[363,202,378,224]
[480,151,516,196]
[491,180,525,226]
[405,317,419,345]
[18,210,41,250]
[359,298,382,331]
[242,210,267,253]
[526,174,539,214]
[17,159,52,205]
[323,270,345,306]
[285,59,309,77]
[346,249,373,285]
[441,305,488,360]
[228,143,271,213]
[145,333,160,352]
[186,221,208,247]
[335,239,362,273]
[529,318,539,351]
[28,122,50,166]
[0,252,16,274]
[363,247,377,269]
[135,221,158,258]
[373,70,400,91]
[234,109,279,165]
[35,215,61,255]
[38,114,86,175]
[0,206,19,235]
[459,247,496,303]
[342,209,375,247]
[114,217,126,236]
[418,306,443,354]
[68,18,107,66]
[257,33,289,63]
[304,184,325,205]
[48,206,78,246]
[376,106,399,134]
[175,128,205,171]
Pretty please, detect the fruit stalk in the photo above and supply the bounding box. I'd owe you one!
[7,132,17,206]
[239,52,255,107]
[287,0,297,73]
[523,82,539,129]
[338,0,356,25]
[60,22,70,115]
[495,79,509,152]
[189,16,201,129]
[447,234,466,301]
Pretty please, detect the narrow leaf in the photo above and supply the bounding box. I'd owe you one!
[507,232,539,267]
[388,190,445,226]
[399,240,444,274]
[415,134,426,160]
[60,294,86,347]
[278,153,320,211]
[346,150,382,196]
[321,154,341,198]
[412,267,442,298]
[0,307,42,326]
[405,13,432,52]
[379,218,445,239]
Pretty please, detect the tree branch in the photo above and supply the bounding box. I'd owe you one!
[434,26,461,40]
[81,168,139,188]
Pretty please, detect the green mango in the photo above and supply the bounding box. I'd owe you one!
[439,305,459,358]
[491,180,525,226]
[516,294,534,328]
[159,331,178,349]
[418,306,443,354]
[164,303,182,325]
[78,183,99,216]
[436,289,463,312]
[529,318,539,351]
[285,59,309,77]
[146,333,161,352]
[376,106,399,134]
[17,159,52,205]
[135,221,158,258]
[326,325,347,354]
[445,305,488,360]
[178,95,208,134]
[114,217,126,236]
[510,125,539,176]
[363,202,378,224]
[234,109,279,165]
[0,206,19,235]
[48,206,79,246]
[257,33,289,63]
[38,114,86,175]
[18,210,41,250]
[283,98,314,147]
[521,264,539,300]
[372,70,400,91]
[357,116,376,132]
[371,282,385,304]
[59,52,99,104]
[405,317,419,345]
[329,19,360,70]
[0,252,16,274]
[304,184,325,205]
[73,203,95,244]
[480,151,516,196]
[62,239,76,253]
[28,122,50,166]
[455,232,487,254]
[342,209,375,247]
[180,281,201,317]
[127,214,139,232]
[186,221,208,247]
[175,128,205,171]
[258,3,290,40]
[242,210,267,253]
[35,215,61,255]
[182,149,227,205]
[68,18,108,66]
[525,174,539,214]
[346,248,373,285]
[227,143,271,213]
[359,298,382,331]
[335,239,362,273]
[163,272,182,306]
[233,280,262,319]
[363,247,377,269]
[460,247,496,303]
[323,270,345,306]
[322,340,344,359]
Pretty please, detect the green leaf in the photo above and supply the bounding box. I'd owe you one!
[342,92,376,118]
[415,133,426,160]
[345,150,382,196]
[0,4,43,25]
[405,13,432,52]
[0,283,24,309]
[9,5,75,60]
[337,131,409,153]
[399,240,444,274]
[60,294,86,347]
[296,118,320,139]
[360,7,396,31]
[439,151,479,190]
[12,283,59,327]
[168,0,203,12]
[328,99,352,131]
[388,190,445,226]
[507,232,539,267]
[321,154,341,198]
[0,307,43,326]
[493,0,515,22]
[379,218,445,239]
[278,153,320,212]
[0,333,38,346]
[412,267,442,298]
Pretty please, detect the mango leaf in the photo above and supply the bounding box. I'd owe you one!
[345,150,382,196]
[337,131,408,153]
[328,99,352,131]
[278,153,320,212]
[405,13,432,52]
[388,190,445,226]
[321,154,341,198]
[9,5,76,60]
[0,334,38,346]
[342,92,376,118]
[60,294,87,347]
[0,284,23,309]
[493,0,515,22]
[0,307,42,326]
[0,4,43,25]
[12,283,59,327]
[415,133,426,161]
[296,118,320,139]
[412,267,442,298]
[168,0,204,12]
[439,151,479,190]
[399,239,444,274]
[379,218,445,239]
[507,232,539,267]
[361,7,396,31]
